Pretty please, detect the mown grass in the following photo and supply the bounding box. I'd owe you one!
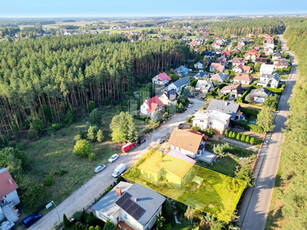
[199,156,239,177]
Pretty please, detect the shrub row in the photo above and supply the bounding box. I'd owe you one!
[225,129,255,145]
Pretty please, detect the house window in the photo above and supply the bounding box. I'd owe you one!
[200,120,204,122]
[209,122,212,125]
[124,213,127,219]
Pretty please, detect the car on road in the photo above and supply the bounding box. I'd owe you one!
[193,109,198,114]
[188,104,192,108]
[108,154,119,163]
[121,142,136,152]
[23,213,42,228]
[94,164,107,173]
[112,163,126,178]
[136,138,146,145]
[157,138,165,144]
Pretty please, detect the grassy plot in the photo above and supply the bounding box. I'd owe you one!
[199,156,239,177]
[123,150,246,222]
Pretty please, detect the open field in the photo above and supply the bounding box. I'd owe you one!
[19,106,153,213]
[123,150,246,222]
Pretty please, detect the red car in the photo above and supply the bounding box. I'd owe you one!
[121,142,136,152]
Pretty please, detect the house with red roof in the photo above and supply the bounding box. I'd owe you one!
[233,64,252,74]
[244,49,259,62]
[209,63,225,73]
[152,72,171,86]
[140,96,164,116]
[220,84,243,98]
[221,51,231,58]
[0,168,20,223]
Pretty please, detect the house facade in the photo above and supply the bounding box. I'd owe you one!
[257,73,280,88]
[168,128,207,158]
[159,90,178,106]
[92,182,165,230]
[211,73,228,83]
[167,77,190,93]
[0,168,20,224]
[247,88,273,103]
[192,110,231,134]
[152,72,171,86]
[207,99,244,120]
[209,63,225,73]
[220,84,243,98]
[194,62,204,69]
[233,74,253,85]
[195,80,214,94]
[174,66,189,77]
[140,96,163,116]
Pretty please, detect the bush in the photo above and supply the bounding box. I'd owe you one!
[241,134,246,141]
[88,153,96,161]
[30,118,45,134]
[73,211,83,221]
[224,129,229,137]
[250,124,265,133]
[191,126,202,132]
[15,141,26,150]
[73,140,92,157]
[236,133,241,140]
[89,101,95,112]
[89,108,102,126]
[74,134,82,142]
[228,131,233,138]
[204,128,214,138]
[245,135,250,143]
[96,129,104,142]
[0,147,29,171]
[63,214,71,228]
[241,107,260,117]
[43,175,54,186]
[187,115,193,123]
[47,122,63,134]
[63,110,75,124]
[106,186,113,192]
[87,125,99,142]
[250,137,255,145]
[232,131,236,138]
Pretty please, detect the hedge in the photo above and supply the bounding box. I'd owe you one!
[241,107,260,117]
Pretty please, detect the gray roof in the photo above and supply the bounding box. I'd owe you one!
[174,65,189,73]
[91,182,165,227]
[172,77,190,88]
[249,88,273,99]
[207,99,240,118]
[91,182,132,217]
[123,183,165,227]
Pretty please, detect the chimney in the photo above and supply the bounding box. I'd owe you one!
[134,197,138,202]
[116,187,122,196]
[8,178,13,185]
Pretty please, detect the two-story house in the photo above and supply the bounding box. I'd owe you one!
[220,84,243,98]
[152,73,171,86]
[192,109,231,134]
[233,74,253,85]
[209,63,225,73]
[195,80,214,94]
[211,73,229,83]
[207,99,244,120]
[194,62,204,69]
[257,73,280,88]
[247,88,274,103]
[140,96,164,116]
[159,90,178,106]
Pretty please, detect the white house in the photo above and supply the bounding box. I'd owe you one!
[207,99,244,120]
[211,73,228,83]
[260,64,275,75]
[192,110,231,134]
[194,62,204,69]
[257,73,280,88]
[209,63,225,73]
[195,80,214,94]
[233,74,253,85]
[140,96,164,116]
[152,72,171,86]
[168,128,208,159]
[159,90,178,106]
[220,84,243,98]
[92,182,165,230]
[167,77,190,93]
[0,168,20,224]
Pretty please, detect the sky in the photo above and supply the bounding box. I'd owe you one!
[0,0,306,18]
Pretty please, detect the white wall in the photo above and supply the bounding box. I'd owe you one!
[2,190,20,206]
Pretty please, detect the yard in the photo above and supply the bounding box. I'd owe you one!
[18,106,153,213]
[123,150,246,222]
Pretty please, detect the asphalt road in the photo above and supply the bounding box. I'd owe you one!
[29,98,204,230]
[238,35,298,230]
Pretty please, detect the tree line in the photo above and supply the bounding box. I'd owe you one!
[0,33,189,135]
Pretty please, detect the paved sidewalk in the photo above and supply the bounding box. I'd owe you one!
[29,99,204,230]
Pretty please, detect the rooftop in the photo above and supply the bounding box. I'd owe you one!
[0,168,18,199]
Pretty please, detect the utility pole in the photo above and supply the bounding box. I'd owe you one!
[46,200,61,223]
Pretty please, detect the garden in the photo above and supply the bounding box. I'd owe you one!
[123,150,247,223]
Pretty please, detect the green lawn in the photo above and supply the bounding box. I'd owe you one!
[123,150,246,222]
[200,156,239,177]
[19,106,152,213]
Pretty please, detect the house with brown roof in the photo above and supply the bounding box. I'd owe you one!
[209,63,225,73]
[232,57,247,67]
[140,96,163,116]
[274,59,289,69]
[211,73,229,83]
[233,64,252,74]
[168,128,207,159]
[152,73,171,86]
[244,49,259,62]
[220,84,243,98]
[215,57,227,66]
[0,168,20,224]
[233,74,254,85]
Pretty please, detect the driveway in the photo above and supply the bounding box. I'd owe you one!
[29,98,204,230]
[238,35,298,230]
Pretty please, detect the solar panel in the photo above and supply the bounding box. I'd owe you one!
[131,207,145,220]
[121,199,133,210]
[126,202,138,214]
[115,193,131,206]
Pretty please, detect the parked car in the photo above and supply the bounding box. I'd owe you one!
[94,164,107,173]
[108,154,119,163]
[193,109,198,114]
[136,138,146,145]
[157,138,165,144]
[188,104,193,108]
[112,163,126,178]
[121,142,136,152]
[23,213,42,228]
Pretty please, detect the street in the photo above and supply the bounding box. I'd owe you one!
[238,35,298,230]
[29,98,204,230]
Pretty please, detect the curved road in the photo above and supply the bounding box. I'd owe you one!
[238,35,298,230]
[29,99,204,230]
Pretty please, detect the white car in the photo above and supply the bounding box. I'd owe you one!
[157,138,165,144]
[188,104,192,108]
[94,164,107,173]
[108,154,119,163]
[193,109,198,114]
